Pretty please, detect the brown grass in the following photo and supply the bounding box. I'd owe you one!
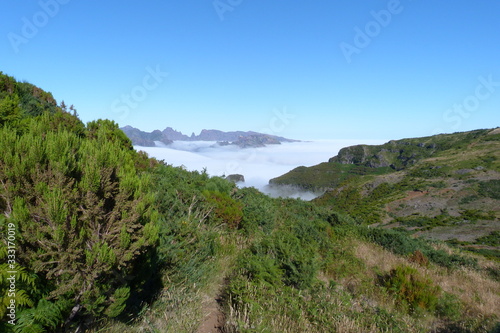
[354,240,500,328]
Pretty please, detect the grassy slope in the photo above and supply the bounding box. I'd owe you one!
[2,72,499,332]
[271,129,500,254]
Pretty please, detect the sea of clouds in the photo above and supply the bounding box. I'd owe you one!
[137,139,386,200]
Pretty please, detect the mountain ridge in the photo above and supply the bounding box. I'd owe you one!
[121,125,299,148]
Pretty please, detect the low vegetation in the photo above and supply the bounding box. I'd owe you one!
[0,72,499,332]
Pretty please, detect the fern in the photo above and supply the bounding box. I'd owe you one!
[32,299,63,329]
[0,262,36,318]
[14,299,65,333]
[105,287,130,318]
[13,309,45,333]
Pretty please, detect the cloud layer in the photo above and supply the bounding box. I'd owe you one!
[138,139,386,199]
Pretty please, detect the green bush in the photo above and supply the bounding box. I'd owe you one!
[240,252,283,287]
[240,230,320,290]
[383,265,440,314]
[459,194,479,205]
[238,187,278,234]
[426,249,478,269]
[0,116,160,331]
[364,227,478,269]
[364,228,422,256]
[203,190,243,229]
[408,164,448,178]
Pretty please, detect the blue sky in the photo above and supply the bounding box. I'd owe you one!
[1,0,499,140]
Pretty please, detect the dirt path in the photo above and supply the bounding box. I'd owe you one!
[196,251,238,332]
[197,292,225,333]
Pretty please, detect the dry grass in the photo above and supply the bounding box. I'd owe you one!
[354,240,500,330]
[427,266,500,318]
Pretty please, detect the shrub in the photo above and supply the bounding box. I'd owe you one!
[383,265,440,314]
[0,115,159,330]
[409,250,429,267]
[426,249,478,270]
[238,187,278,234]
[365,228,421,256]
[203,190,243,229]
[240,252,283,287]
[273,232,319,289]
[364,228,478,269]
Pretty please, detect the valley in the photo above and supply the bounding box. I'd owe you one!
[0,71,499,333]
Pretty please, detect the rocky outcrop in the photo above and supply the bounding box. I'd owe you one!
[226,174,245,183]
[328,139,443,170]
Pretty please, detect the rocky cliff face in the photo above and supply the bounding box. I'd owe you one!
[329,139,441,169]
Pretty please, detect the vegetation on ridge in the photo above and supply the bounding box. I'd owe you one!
[271,128,500,258]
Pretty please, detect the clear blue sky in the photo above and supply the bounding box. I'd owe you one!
[1,0,499,140]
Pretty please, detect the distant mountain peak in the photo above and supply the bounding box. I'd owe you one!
[121,125,299,148]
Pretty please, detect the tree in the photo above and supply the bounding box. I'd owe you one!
[0,95,22,126]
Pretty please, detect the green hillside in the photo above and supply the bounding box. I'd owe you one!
[270,129,500,191]
[1,72,499,332]
[271,129,500,260]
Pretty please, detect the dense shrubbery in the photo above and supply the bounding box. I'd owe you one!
[238,187,278,234]
[0,115,160,331]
